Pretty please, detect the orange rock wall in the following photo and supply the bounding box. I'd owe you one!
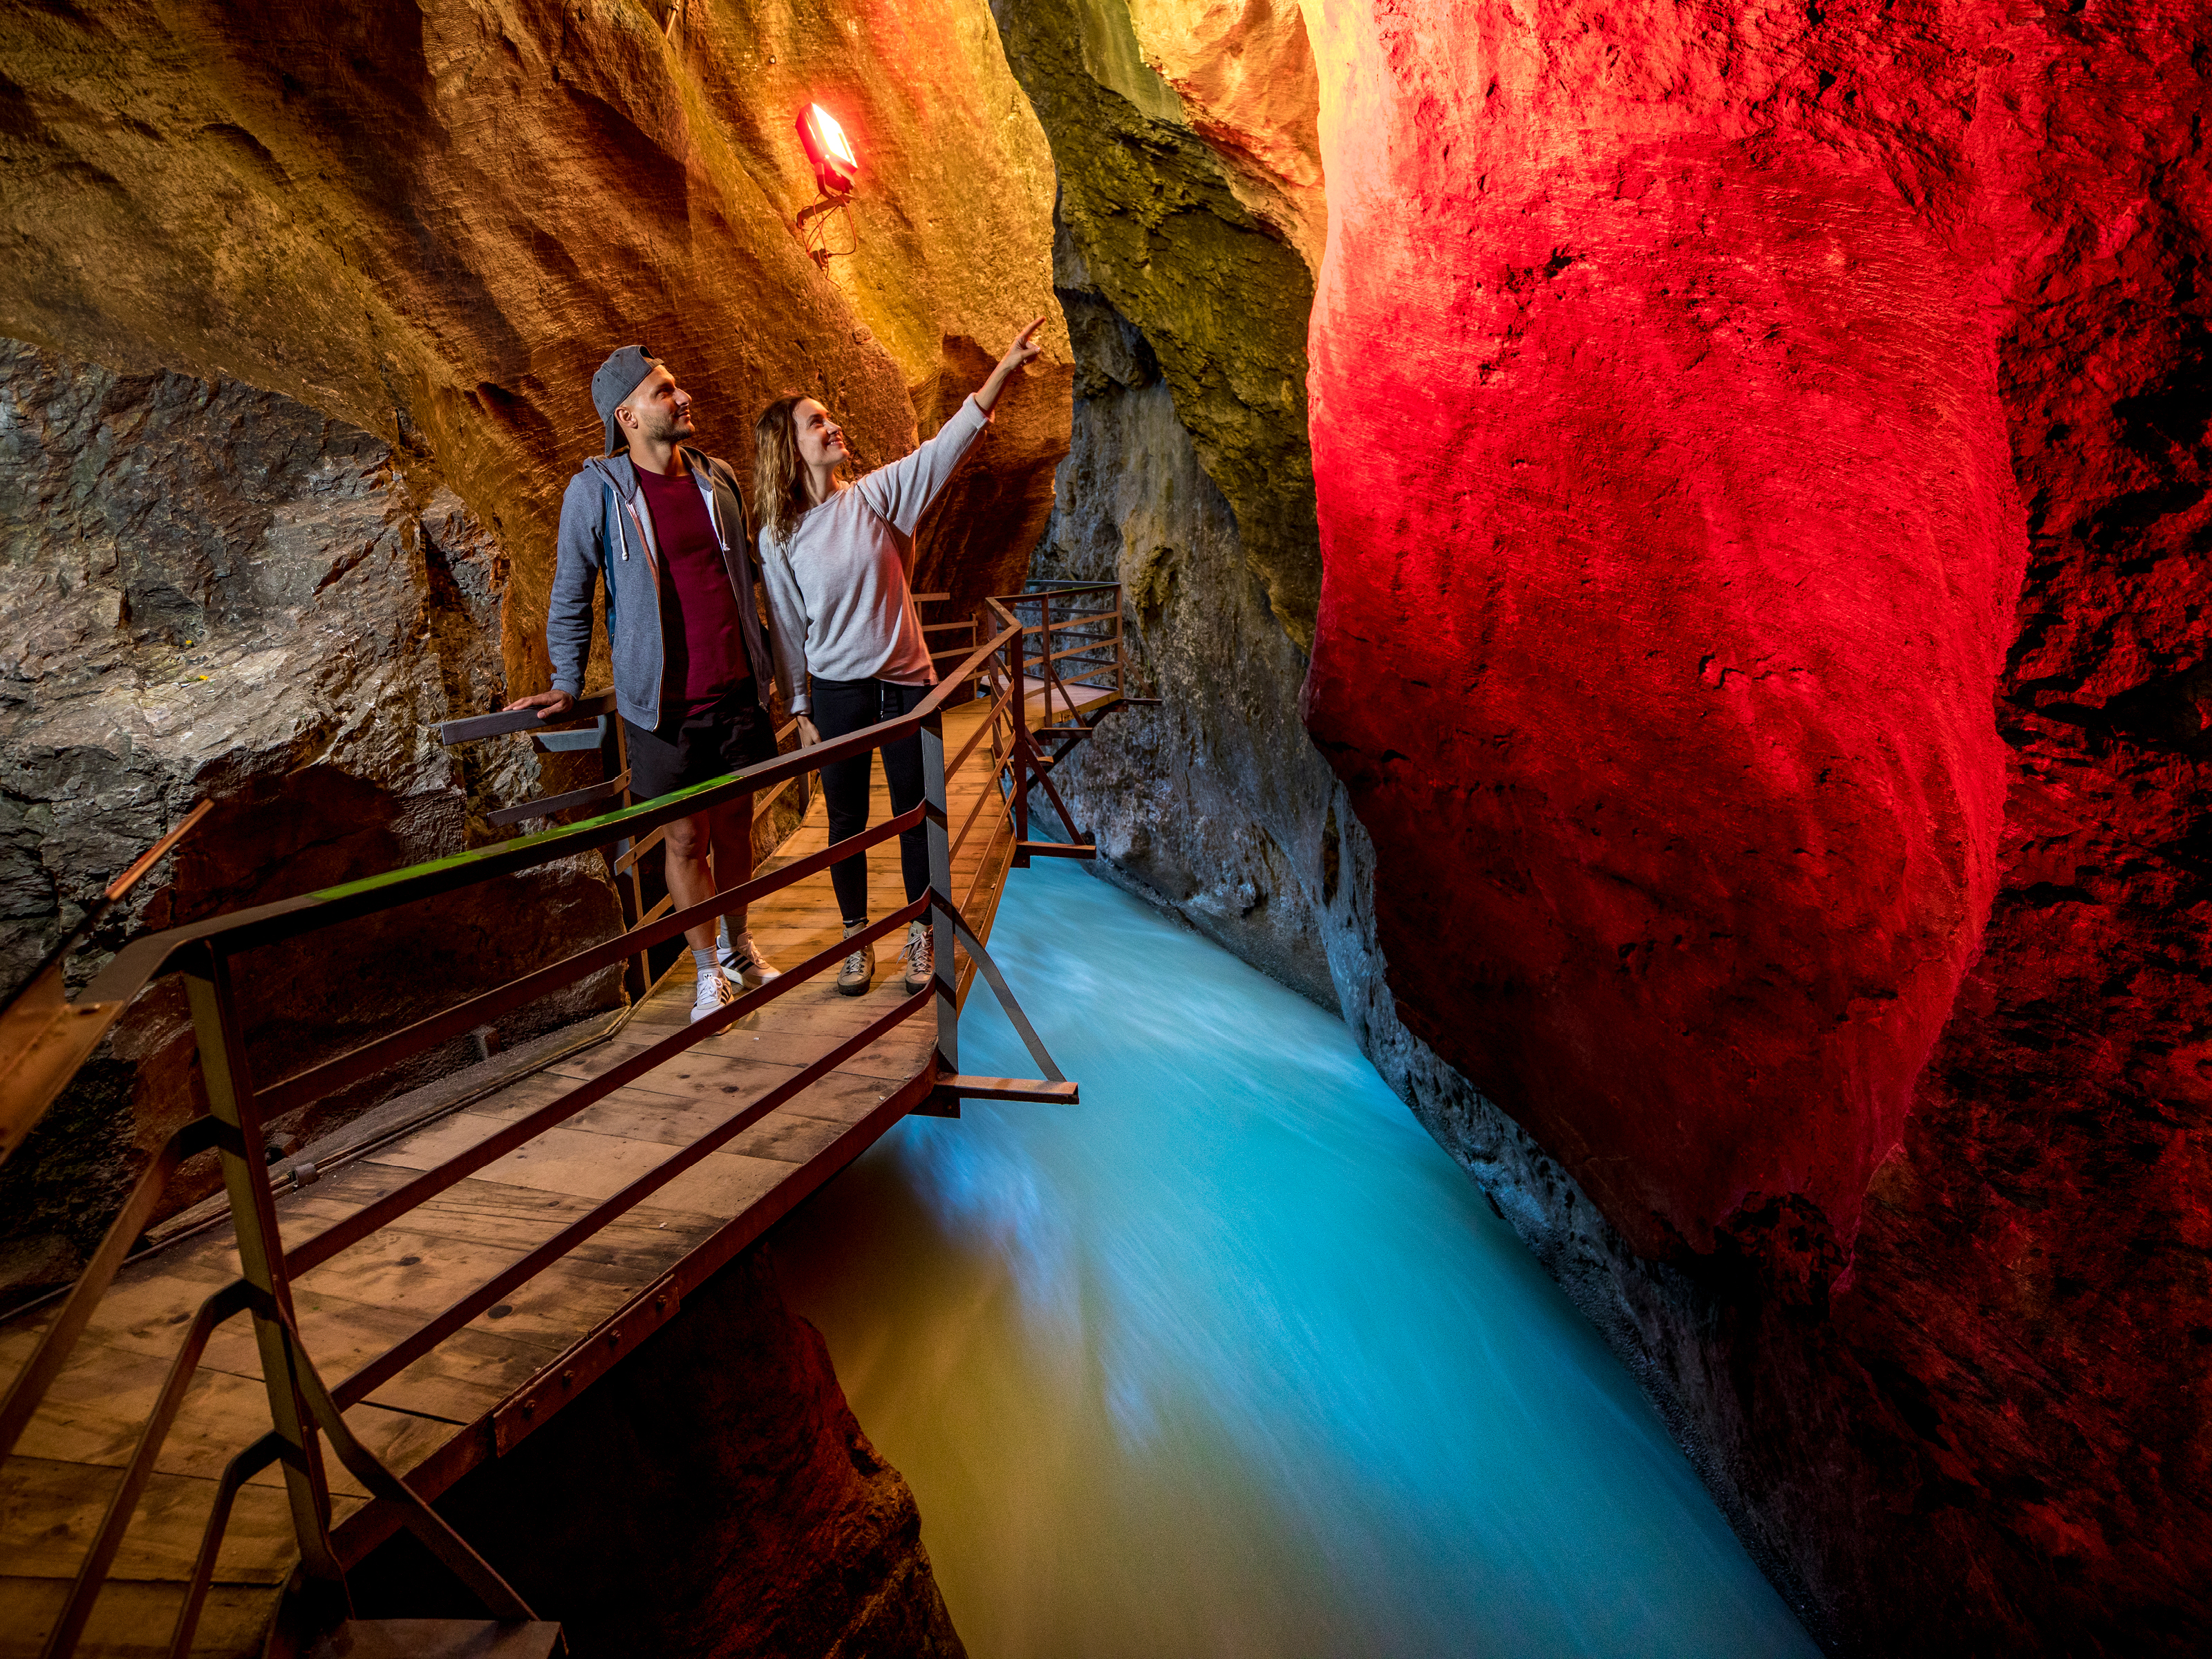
[0,0,1069,671]
[0,0,1067,1293]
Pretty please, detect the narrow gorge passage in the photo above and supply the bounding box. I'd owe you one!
[2,1,2202,1650]
[774,861,1818,1659]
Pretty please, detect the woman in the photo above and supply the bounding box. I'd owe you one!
[756,318,1047,996]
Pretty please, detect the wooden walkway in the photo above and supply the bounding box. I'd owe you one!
[0,696,1015,1657]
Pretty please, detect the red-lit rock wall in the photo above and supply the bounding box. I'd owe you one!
[1300,0,2211,1647]
[1302,0,2048,1264]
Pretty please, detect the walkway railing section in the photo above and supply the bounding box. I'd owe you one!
[452,691,817,1004]
[0,590,1128,1658]
[994,581,1156,868]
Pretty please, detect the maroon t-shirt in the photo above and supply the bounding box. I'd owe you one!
[634,462,750,708]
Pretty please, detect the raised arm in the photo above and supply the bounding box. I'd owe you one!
[854,317,1050,534]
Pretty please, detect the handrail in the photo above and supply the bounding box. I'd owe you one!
[0,799,209,1015]
[1014,580,1119,597]
[256,805,926,1123]
[332,971,930,1409]
[55,621,1013,1038]
[284,879,927,1280]
[433,690,619,747]
[0,800,211,1168]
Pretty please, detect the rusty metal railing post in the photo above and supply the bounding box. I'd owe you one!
[919,704,957,1079]
[608,715,651,1005]
[181,942,348,1596]
[1114,590,1127,702]
[1038,587,1056,727]
[1010,608,1030,869]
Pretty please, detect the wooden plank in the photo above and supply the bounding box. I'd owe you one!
[0,1453,347,1584]
[461,1072,862,1159]
[0,1575,272,1659]
[934,1076,1080,1105]
[4,1338,445,1501]
[363,1118,686,1201]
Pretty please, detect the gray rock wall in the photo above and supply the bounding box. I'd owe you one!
[1029,228,1337,1004]
[0,339,622,1302]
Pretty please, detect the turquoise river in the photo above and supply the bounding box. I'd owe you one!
[773,860,1819,1659]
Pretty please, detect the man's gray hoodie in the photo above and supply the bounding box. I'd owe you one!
[547,447,781,731]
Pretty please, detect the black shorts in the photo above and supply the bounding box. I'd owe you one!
[622,685,777,802]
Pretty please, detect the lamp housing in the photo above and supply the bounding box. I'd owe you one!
[798,103,859,196]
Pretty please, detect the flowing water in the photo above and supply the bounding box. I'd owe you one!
[773,861,1817,1659]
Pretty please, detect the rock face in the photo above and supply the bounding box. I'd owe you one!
[995,0,1340,1001]
[0,0,1069,1308]
[1027,223,1339,999]
[348,1252,966,1658]
[991,0,1319,650]
[0,0,1070,680]
[0,337,624,1297]
[1300,1,2212,1649]
[1003,0,2212,1652]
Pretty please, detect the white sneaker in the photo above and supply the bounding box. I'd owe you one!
[691,971,737,1024]
[720,929,780,988]
[901,921,935,993]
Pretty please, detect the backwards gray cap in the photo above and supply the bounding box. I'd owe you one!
[592,344,660,455]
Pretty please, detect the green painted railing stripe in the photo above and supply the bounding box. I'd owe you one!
[306,772,730,903]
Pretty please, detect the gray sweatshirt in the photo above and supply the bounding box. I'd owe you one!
[760,395,991,717]
[546,447,779,731]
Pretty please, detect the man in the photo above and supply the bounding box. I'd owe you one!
[507,346,783,1023]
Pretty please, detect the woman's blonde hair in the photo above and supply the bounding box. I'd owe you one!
[753,395,818,546]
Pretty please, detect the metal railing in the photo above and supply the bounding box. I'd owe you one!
[993,583,1157,867]
[914,590,981,690]
[0,597,1084,1658]
[442,692,817,1005]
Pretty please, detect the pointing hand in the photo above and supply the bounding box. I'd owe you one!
[1000,316,1047,373]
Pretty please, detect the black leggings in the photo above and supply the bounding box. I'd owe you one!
[812,676,931,923]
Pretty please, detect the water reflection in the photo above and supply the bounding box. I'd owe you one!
[773,861,1816,1658]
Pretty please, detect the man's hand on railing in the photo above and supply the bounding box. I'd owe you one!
[504,688,577,719]
[796,715,821,748]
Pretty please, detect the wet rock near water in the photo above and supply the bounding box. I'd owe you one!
[347,1250,966,1659]
[1002,1,2212,1652]
[1027,224,1337,1006]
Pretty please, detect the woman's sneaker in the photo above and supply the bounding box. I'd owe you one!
[720,930,780,988]
[901,921,934,994]
[691,971,738,1024]
[836,922,874,996]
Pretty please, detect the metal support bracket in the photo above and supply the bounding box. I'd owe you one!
[494,1275,683,1455]
[947,913,1065,1085]
[929,1074,1079,1109]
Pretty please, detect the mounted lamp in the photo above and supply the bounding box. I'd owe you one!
[794,102,861,269]
[797,103,859,195]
